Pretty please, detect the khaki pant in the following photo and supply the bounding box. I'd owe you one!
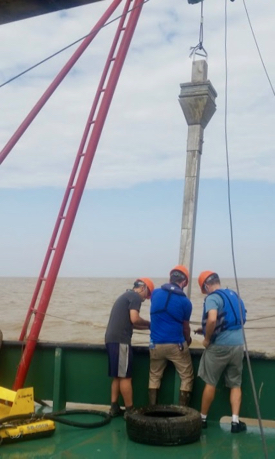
[149,342,194,392]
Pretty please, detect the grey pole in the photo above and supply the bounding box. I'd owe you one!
[178,60,217,297]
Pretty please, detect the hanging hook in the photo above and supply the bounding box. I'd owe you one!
[189,43,208,59]
[189,0,208,59]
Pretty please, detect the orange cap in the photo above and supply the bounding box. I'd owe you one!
[198,271,217,293]
[170,265,189,284]
[136,278,155,299]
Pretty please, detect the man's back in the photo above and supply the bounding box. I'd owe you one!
[150,285,192,344]
[203,289,245,346]
[105,290,141,344]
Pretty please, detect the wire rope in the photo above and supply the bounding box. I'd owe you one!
[0,0,150,89]
[189,0,207,58]
[242,0,275,97]
[223,1,268,457]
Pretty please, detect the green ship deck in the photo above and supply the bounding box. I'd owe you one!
[1,410,275,458]
[1,342,275,458]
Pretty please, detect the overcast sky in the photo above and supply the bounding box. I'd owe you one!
[0,0,274,281]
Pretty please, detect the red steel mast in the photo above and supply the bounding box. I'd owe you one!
[9,0,145,390]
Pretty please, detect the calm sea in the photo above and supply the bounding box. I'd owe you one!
[1,278,274,356]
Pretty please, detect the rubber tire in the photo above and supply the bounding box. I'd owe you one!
[126,404,202,446]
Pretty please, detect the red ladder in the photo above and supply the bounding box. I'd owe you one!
[13,0,145,390]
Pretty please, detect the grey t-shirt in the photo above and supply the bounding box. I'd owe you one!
[105,290,142,345]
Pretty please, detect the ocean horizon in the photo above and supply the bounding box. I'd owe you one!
[1,277,274,356]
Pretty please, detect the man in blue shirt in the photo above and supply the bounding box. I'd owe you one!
[196,271,247,433]
[148,265,193,406]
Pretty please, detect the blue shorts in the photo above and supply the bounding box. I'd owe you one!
[106,343,133,378]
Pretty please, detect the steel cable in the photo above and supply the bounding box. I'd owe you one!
[0,0,150,89]
[242,0,275,97]
[223,1,268,457]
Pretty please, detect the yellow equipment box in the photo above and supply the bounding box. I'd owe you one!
[0,386,55,444]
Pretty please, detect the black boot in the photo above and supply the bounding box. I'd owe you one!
[148,388,158,406]
[109,402,124,417]
[179,390,192,406]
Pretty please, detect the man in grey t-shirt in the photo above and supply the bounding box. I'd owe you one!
[105,278,154,417]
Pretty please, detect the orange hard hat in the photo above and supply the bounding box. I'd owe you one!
[198,271,217,293]
[136,278,155,299]
[170,265,189,284]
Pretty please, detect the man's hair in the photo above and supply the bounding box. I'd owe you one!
[133,280,145,289]
[170,271,186,284]
[204,273,220,288]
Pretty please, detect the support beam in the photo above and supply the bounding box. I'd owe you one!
[178,60,217,297]
[13,0,144,391]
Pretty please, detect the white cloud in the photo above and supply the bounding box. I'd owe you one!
[0,0,274,190]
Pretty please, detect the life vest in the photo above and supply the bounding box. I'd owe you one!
[202,288,246,341]
[151,283,186,324]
